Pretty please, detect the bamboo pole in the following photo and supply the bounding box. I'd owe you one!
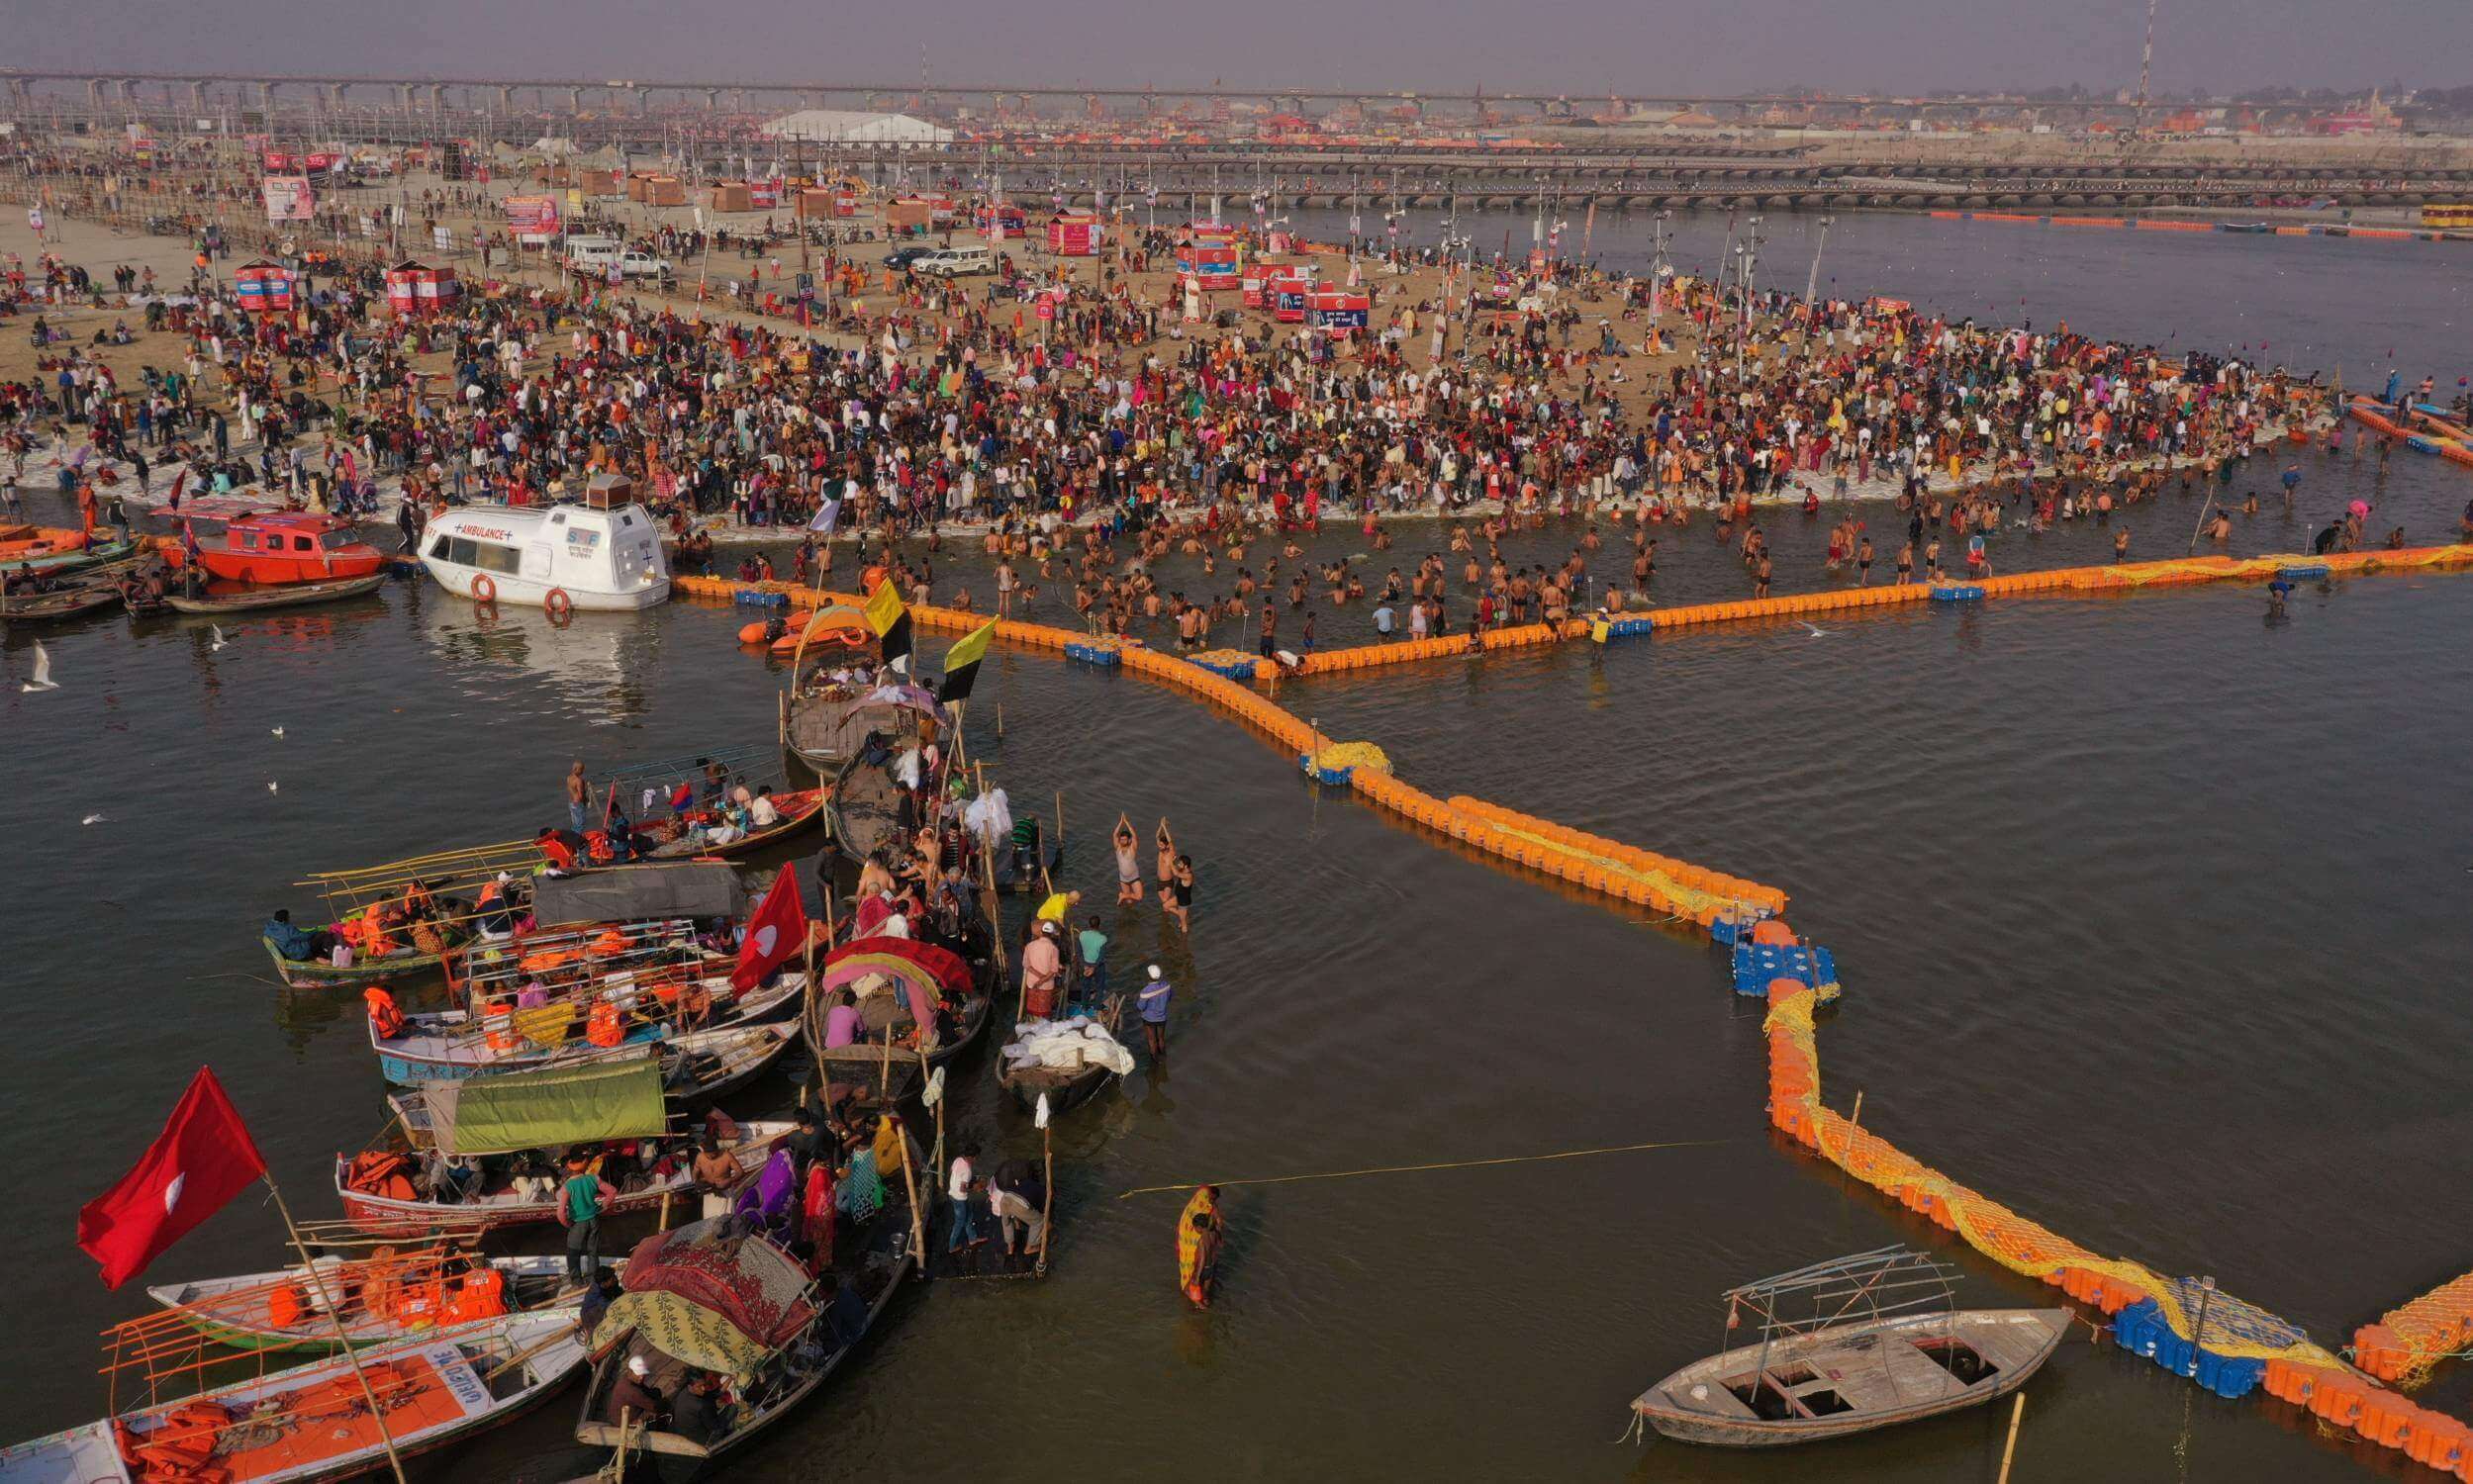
[264,1173,408,1484]
[1995,1392,2026,1484]
[896,1123,926,1270]
[1036,1119,1055,1276]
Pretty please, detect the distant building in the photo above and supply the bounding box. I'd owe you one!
[758,111,953,145]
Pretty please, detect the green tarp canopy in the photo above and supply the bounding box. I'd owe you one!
[421,1055,669,1156]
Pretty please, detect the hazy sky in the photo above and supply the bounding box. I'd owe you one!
[9,0,2461,97]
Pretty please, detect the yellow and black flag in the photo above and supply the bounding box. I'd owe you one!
[863,580,911,670]
[936,619,998,704]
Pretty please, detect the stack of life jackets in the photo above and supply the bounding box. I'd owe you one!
[115,1401,234,1484]
[585,1000,625,1048]
[343,1151,419,1203]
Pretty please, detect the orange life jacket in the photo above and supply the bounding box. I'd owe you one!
[363,987,407,1040]
[445,1267,507,1323]
[539,835,578,870]
[363,906,399,957]
[391,1278,444,1327]
[589,928,629,957]
[585,1001,624,1048]
[584,829,614,862]
[265,1282,307,1330]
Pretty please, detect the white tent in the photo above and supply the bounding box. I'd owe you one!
[759,111,952,145]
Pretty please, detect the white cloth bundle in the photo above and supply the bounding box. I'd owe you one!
[1000,1016,1134,1077]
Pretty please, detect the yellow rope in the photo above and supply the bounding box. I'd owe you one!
[1115,1137,1734,1199]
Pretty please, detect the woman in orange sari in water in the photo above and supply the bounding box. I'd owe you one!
[1176,1184,1222,1307]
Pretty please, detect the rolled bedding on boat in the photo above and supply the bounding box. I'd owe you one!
[1000,1017,1135,1076]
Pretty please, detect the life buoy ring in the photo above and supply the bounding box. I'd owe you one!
[544,588,575,619]
[470,574,497,604]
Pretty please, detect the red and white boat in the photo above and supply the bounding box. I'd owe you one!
[0,1311,585,1484]
[195,512,386,586]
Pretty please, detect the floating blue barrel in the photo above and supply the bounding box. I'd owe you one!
[1928,585,1986,603]
[1297,753,1354,786]
[1710,909,1771,947]
[1730,940,1839,997]
[2114,1298,2163,1357]
[734,590,789,609]
[1063,642,1122,667]
[2276,564,2330,581]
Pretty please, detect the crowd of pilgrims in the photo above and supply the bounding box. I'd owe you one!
[3,206,2326,635]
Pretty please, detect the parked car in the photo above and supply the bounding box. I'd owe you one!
[910,246,998,279]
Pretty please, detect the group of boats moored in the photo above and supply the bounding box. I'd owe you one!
[0,515,391,627]
[3,622,1097,1483]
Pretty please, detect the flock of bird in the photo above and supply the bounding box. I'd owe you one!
[22,636,285,813]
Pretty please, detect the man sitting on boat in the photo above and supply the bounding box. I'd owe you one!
[263,908,333,964]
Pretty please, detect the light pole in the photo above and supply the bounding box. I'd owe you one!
[1804,214,1834,306]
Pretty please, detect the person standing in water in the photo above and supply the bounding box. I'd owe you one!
[1113,814,1143,903]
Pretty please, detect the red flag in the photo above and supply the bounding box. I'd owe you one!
[78,1067,266,1289]
[731,868,808,992]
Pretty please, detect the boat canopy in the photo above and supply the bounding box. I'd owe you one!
[532,862,746,928]
[819,936,971,1028]
[421,1056,670,1156]
[608,1219,816,1379]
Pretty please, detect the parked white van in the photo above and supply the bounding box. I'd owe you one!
[911,245,997,279]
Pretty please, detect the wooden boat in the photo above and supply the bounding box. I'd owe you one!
[0,532,139,578]
[0,1310,586,1484]
[824,689,950,870]
[336,1056,800,1237]
[779,606,883,770]
[338,1122,799,1238]
[146,1252,612,1355]
[263,932,457,992]
[0,582,121,621]
[805,933,999,1107]
[1630,1247,2067,1447]
[569,1156,919,1479]
[370,968,803,1085]
[195,510,386,585]
[166,572,388,613]
[634,786,827,861]
[994,998,1131,1116]
[391,1024,800,1145]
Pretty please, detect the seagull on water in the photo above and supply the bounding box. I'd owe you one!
[1796,620,1836,638]
[267,781,280,793]
[270,726,285,738]
[21,641,58,692]
[81,813,106,826]
[210,624,229,652]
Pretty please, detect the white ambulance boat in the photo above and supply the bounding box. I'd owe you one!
[418,474,670,612]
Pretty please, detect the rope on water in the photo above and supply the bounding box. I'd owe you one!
[1114,1137,1734,1199]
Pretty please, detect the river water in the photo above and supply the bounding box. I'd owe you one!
[4,211,2471,1481]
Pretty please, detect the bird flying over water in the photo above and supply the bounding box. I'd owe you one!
[1796,621,1835,637]
[210,624,229,652]
[21,641,58,692]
